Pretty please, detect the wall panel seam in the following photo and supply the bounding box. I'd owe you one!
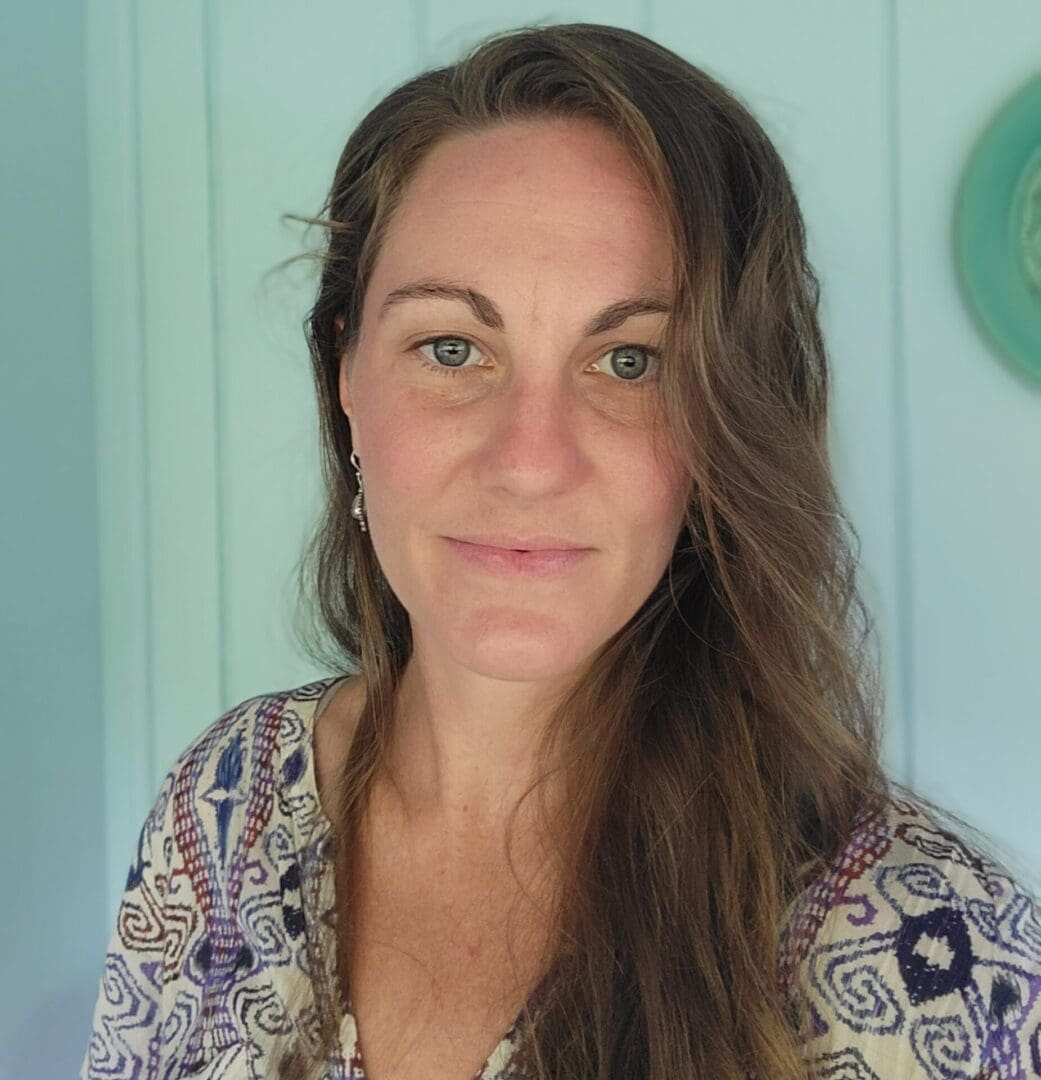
[887,0,915,786]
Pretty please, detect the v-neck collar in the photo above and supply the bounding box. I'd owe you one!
[282,676,526,1079]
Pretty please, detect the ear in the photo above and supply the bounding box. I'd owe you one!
[338,354,353,422]
[334,316,357,447]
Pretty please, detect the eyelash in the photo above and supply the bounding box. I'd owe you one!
[409,335,662,384]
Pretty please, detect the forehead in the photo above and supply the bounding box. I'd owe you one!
[369,118,673,300]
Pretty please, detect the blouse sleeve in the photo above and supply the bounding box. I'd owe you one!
[79,771,176,1080]
[781,808,1041,1079]
[975,859,1041,1077]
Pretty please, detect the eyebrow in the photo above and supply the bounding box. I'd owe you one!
[377,278,671,337]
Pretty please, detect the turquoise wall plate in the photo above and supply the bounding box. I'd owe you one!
[955,72,1041,383]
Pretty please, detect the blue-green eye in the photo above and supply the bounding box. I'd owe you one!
[599,344,657,381]
[411,336,660,382]
[415,336,481,374]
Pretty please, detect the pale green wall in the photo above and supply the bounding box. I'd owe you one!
[0,2,108,1078]
[3,1,1039,1075]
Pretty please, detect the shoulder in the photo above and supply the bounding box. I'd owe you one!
[109,677,340,927]
[779,792,1041,1078]
[81,678,341,1079]
[154,677,338,822]
[165,678,328,781]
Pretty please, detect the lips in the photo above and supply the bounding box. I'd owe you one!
[448,533,589,552]
[444,536,591,577]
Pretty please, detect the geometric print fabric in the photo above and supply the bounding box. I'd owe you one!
[81,677,1041,1078]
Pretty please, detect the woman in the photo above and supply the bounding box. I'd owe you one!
[81,22,1040,1080]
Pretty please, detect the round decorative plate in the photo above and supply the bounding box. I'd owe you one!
[955,72,1041,383]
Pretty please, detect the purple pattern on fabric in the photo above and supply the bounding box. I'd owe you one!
[82,679,1041,1078]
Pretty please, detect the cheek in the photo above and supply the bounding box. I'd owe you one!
[356,399,456,519]
[628,433,689,521]
[363,431,430,510]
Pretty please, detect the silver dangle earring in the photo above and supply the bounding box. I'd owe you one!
[349,449,367,532]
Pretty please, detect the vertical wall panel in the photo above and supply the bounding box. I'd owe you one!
[207,0,421,706]
[135,3,225,796]
[896,1,1041,874]
[419,0,647,63]
[3,0,103,1074]
[86,0,155,929]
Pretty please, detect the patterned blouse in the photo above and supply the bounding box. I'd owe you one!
[80,676,1041,1079]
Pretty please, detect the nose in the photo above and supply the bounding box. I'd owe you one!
[479,370,587,492]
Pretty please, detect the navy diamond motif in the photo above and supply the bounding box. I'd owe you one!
[895,905,974,1005]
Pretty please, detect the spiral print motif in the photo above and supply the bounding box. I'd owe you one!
[810,1046,882,1079]
[810,933,905,1035]
[909,1014,977,1077]
[80,680,1041,1079]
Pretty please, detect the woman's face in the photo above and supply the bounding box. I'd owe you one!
[338,116,688,684]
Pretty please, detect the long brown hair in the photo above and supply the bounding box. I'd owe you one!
[269,21,1006,1079]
